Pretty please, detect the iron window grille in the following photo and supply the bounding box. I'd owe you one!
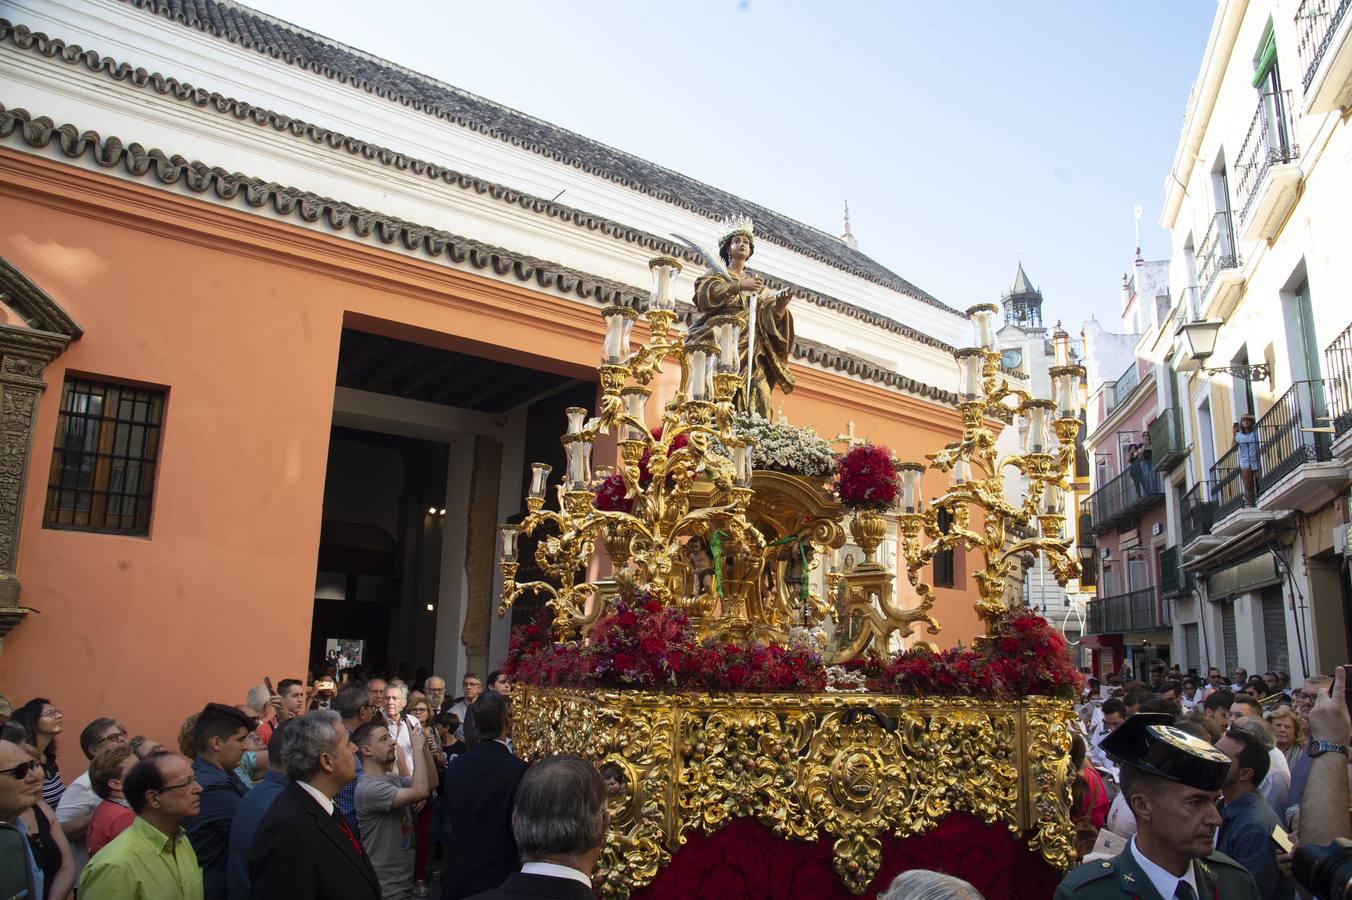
[44,377,165,535]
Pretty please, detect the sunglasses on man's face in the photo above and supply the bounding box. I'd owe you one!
[0,760,39,780]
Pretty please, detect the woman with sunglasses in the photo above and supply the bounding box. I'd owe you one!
[11,699,65,809]
[1,721,75,899]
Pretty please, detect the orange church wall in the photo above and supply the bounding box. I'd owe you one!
[0,151,982,777]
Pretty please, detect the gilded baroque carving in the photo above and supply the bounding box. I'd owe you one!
[514,687,1075,898]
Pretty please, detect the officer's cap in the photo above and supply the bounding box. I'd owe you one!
[1101,712,1230,791]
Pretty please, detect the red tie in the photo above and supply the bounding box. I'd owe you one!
[334,810,364,857]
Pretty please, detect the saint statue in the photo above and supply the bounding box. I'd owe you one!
[686,217,795,417]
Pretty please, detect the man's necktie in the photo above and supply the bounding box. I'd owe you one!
[333,809,365,857]
[1175,880,1198,900]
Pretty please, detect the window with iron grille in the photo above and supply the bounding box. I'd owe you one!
[932,508,955,588]
[44,377,165,535]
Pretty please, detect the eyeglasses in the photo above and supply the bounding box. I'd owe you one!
[155,777,198,793]
[0,760,39,779]
[98,730,129,747]
[39,708,61,719]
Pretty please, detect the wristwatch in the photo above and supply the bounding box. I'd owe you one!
[1307,739,1350,758]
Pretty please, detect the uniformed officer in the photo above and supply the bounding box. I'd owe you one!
[1055,712,1263,900]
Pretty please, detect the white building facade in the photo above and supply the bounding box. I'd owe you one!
[1159,0,1352,684]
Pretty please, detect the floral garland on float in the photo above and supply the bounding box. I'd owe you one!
[494,226,1088,898]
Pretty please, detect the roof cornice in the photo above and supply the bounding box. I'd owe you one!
[112,0,958,314]
[0,102,959,407]
[0,18,961,358]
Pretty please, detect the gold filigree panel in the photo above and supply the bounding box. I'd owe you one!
[513,688,1076,898]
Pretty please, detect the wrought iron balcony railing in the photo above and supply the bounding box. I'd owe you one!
[1107,361,1141,414]
[1196,211,1241,303]
[1087,461,1163,533]
[1149,407,1189,473]
[1211,444,1249,521]
[1235,91,1300,227]
[1211,380,1333,518]
[1086,587,1171,635]
[1297,0,1351,91]
[1258,379,1333,484]
[1326,320,1352,438]
[1181,481,1215,545]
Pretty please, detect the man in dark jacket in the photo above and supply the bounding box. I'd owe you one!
[441,691,528,900]
[248,710,379,900]
[467,754,607,900]
[1215,726,1293,900]
[184,702,252,900]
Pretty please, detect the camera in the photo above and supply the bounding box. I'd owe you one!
[1294,838,1352,899]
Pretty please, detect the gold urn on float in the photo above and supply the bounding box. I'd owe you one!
[494,228,1084,897]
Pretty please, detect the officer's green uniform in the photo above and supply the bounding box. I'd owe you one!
[1055,712,1263,900]
[1054,847,1259,899]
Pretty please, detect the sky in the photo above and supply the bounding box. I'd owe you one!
[241,0,1218,331]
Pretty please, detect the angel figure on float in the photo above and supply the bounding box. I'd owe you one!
[674,216,795,418]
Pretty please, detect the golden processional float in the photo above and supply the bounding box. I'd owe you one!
[495,217,1087,898]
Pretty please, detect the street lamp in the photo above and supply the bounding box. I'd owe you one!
[1177,319,1270,381]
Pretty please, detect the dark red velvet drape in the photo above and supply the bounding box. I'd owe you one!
[630,813,1063,899]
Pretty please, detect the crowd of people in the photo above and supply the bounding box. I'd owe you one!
[0,664,601,900]
[7,655,1349,900]
[1058,662,1352,898]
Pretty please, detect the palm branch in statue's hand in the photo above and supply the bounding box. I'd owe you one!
[670,233,729,280]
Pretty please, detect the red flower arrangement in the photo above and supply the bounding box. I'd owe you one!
[878,610,1082,699]
[505,595,825,693]
[594,472,632,513]
[834,443,901,511]
[506,605,1075,699]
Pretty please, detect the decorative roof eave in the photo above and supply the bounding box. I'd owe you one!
[0,19,961,357]
[0,103,962,408]
[106,0,959,315]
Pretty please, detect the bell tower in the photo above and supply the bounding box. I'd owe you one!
[1003,263,1043,329]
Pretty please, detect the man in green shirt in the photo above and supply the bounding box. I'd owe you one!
[79,752,205,900]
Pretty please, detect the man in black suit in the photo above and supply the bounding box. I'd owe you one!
[467,754,608,900]
[441,691,528,900]
[248,710,381,900]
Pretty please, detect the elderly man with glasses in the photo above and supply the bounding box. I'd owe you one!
[78,752,205,899]
[55,716,128,877]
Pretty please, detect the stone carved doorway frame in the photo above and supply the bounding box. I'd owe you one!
[0,257,80,640]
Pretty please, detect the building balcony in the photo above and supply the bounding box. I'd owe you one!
[1297,0,1352,113]
[1326,320,1352,461]
[1254,379,1346,512]
[1159,545,1195,598]
[1106,360,1141,416]
[1149,407,1189,474]
[1210,380,1347,533]
[1196,211,1244,320]
[1085,587,1171,636]
[1235,91,1301,242]
[1087,461,1164,534]
[1181,480,1223,557]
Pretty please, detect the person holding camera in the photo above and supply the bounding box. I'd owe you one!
[1055,712,1261,899]
[1234,415,1260,504]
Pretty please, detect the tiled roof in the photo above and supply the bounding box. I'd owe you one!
[0,18,961,358]
[118,0,959,316]
[0,102,960,408]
